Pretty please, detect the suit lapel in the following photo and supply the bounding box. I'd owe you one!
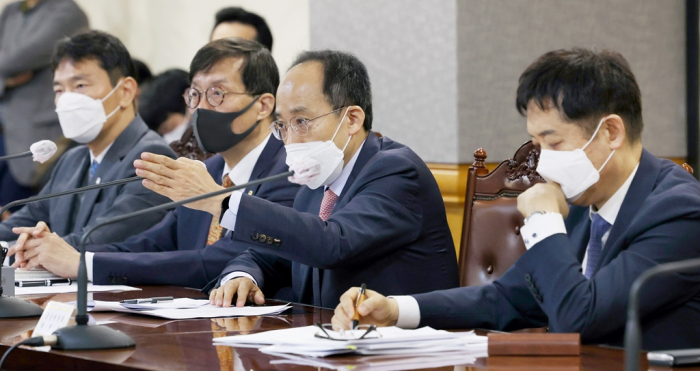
[73,116,149,230]
[595,149,659,273]
[566,207,591,263]
[54,148,90,234]
[334,132,381,207]
[244,136,284,195]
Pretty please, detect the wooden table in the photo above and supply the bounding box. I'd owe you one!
[0,286,693,370]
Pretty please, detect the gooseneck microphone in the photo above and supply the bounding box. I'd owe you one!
[0,176,142,319]
[51,170,293,350]
[624,257,700,371]
[0,140,57,163]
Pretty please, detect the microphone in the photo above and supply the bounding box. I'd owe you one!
[0,175,142,319]
[0,140,57,163]
[624,257,700,371]
[51,170,293,350]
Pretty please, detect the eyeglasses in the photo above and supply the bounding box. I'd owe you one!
[183,86,248,109]
[314,322,381,341]
[270,107,345,141]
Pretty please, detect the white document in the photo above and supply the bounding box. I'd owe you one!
[137,303,291,320]
[15,283,141,296]
[85,299,290,320]
[87,298,209,312]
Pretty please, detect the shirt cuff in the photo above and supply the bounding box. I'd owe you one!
[388,295,421,329]
[86,251,94,282]
[219,191,244,231]
[220,271,257,287]
[520,212,567,249]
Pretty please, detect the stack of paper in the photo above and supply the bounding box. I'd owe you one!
[84,298,291,320]
[15,268,61,280]
[213,325,487,358]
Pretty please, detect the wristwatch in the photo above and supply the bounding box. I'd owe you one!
[523,211,554,225]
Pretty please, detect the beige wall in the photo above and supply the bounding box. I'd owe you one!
[0,0,310,76]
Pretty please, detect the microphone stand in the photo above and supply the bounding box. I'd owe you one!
[0,151,31,162]
[624,257,700,371]
[51,170,293,350]
[0,176,142,319]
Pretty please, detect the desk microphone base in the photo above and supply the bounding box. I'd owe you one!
[52,324,135,350]
[0,295,43,318]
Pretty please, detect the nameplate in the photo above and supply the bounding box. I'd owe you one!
[1,266,14,297]
[487,332,581,356]
[33,301,76,337]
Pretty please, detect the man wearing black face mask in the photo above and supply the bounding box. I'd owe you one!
[14,38,300,289]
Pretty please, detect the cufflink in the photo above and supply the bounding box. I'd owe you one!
[96,177,101,185]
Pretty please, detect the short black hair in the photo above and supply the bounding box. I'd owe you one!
[52,30,135,87]
[516,48,643,143]
[138,69,190,132]
[132,59,153,86]
[290,50,373,131]
[213,7,273,51]
[190,37,279,100]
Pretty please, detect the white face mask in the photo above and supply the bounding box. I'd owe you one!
[536,117,615,203]
[55,80,123,144]
[285,107,352,190]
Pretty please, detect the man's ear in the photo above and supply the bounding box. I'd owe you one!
[118,76,138,108]
[255,93,275,121]
[603,114,626,150]
[345,106,366,136]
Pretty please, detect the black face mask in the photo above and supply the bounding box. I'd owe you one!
[192,96,261,153]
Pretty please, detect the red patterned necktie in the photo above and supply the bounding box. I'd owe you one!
[206,174,233,245]
[319,189,338,221]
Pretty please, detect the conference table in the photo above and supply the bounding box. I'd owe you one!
[0,286,692,370]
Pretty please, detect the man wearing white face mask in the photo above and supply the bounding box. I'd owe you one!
[184,50,460,308]
[4,31,175,269]
[330,48,700,352]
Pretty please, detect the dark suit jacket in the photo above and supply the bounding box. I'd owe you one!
[88,137,300,289]
[210,133,460,308]
[0,115,175,246]
[413,149,700,351]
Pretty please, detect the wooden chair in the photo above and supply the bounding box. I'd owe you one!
[169,126,215,161]
[458,141,544,287]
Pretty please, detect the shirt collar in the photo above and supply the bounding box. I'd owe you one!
[327,139,365,196]
[590,163,640,225]
[222,134,270,185]
[89,142,115,165]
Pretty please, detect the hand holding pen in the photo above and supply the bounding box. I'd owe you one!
[332,285,401,331]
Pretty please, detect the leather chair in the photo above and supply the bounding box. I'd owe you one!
[169,126,215,161]
[458,141,544,287]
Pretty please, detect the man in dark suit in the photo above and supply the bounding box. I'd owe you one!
[143,50,460,308]
[5,30,176,273]
[332,48,700,351]
[11,38,300,288]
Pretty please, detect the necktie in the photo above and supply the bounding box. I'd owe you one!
[89,160,99,180]
[319,189,338,221]
[314,188,339,306]
[206,174,233,245]
[584,213,612,279]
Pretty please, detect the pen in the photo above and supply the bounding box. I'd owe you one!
[352,283,367,330]
[120,296,174,304]
[15,278,72,287]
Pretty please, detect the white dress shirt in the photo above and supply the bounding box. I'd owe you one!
[219,140,365,287]
[390,163,640,329]
[85,135,270,282]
